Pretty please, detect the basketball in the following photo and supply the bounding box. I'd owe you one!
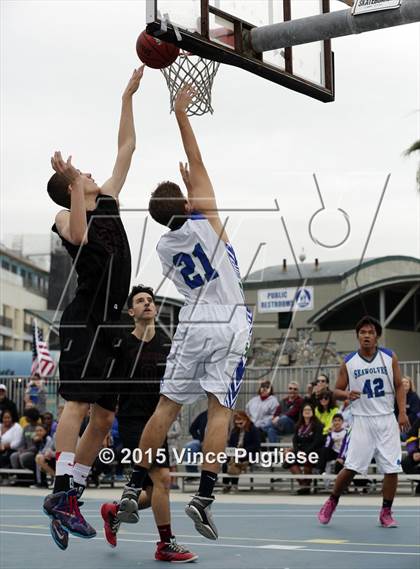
[136,30,179,69]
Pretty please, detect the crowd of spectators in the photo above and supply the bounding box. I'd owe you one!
[0,381,60,488]
[179,372,420,495]
[1,372,419,494]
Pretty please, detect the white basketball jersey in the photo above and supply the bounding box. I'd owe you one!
[156,213,245,306]
[345,347,395,416]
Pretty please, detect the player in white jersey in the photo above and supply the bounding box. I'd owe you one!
[318,316,409,528]
[117,86,252,541]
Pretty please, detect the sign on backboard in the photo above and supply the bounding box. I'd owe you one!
[146,0,335,102]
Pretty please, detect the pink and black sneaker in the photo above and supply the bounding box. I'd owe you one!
[379,507,398,528]
[317,496,338,525]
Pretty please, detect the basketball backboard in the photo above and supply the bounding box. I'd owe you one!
[146,0,334,102]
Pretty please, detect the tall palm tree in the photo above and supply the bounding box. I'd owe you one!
[405,140,420,190]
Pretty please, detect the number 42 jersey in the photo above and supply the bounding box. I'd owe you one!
[156,213,246,307]
[345,347,395,416]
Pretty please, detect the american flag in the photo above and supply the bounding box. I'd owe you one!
[31,320,56,377]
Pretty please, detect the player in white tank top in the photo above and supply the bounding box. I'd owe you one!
[117,86,252,541]
[318,316,410,529]
[345,347,395,416]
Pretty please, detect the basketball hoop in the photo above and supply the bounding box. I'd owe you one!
[160,51,220,116]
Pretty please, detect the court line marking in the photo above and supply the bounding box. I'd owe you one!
[2,513,419,518]
[2,524,420,548]
[257,545,419,556]
[1,530,419,556]
[2,523,420,549]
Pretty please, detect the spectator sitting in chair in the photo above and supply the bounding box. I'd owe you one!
[34,424,55,488]
[0,384,19,423]
[395,376,420,429]
[245,379,279,441]
[401,416,420,495]
[10,407,42,472]
[11,423,53,482]
[266,382,303,443]
[315,390,340,435]
[317,413,349,474]
[305,374,330,407]
[41,412,58,437]
[0,410,23,467]
[18,407,42,439]
[283,403,324,495]
[222,411,260,493]
[19,405,42,429]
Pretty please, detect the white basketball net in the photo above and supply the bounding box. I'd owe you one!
[160,51,220,116]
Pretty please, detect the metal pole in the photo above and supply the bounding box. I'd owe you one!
[250,0,420,53]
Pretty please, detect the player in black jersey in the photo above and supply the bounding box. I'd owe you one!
[43,67,144,550]
[100,286,197,563]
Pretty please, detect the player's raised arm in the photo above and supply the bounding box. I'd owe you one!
[51,152,88,245]
[101,66,145,198]
[175,86,228,242]
[392,353,410,431]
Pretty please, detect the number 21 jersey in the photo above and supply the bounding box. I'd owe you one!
[345,347,394,416]
[156,213,245,307]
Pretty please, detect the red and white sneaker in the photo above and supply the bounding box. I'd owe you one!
[155,538,198,563]
[317,496,338,525]
[101,502,121,547]
[379,507,398,528]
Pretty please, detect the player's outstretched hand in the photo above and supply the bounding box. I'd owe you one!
[398,412,410,433]
[51,151,81,187]
[123,66,145,98]
[179,161,192,190]
[348,390,361,401]
[174,84,196,113]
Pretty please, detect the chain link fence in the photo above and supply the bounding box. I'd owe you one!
[1,361,418,439]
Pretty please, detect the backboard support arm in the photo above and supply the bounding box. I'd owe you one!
[250,0,420,52]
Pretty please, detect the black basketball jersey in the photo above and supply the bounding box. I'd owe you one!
[53,194,131,323]
[116,330,171,422]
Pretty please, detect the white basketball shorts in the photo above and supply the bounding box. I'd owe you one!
[344,413,402,475]
[160,304,253,409]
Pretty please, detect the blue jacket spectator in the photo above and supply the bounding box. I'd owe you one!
[24,375,47,414]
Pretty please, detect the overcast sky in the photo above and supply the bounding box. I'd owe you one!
[1,1,419,299]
